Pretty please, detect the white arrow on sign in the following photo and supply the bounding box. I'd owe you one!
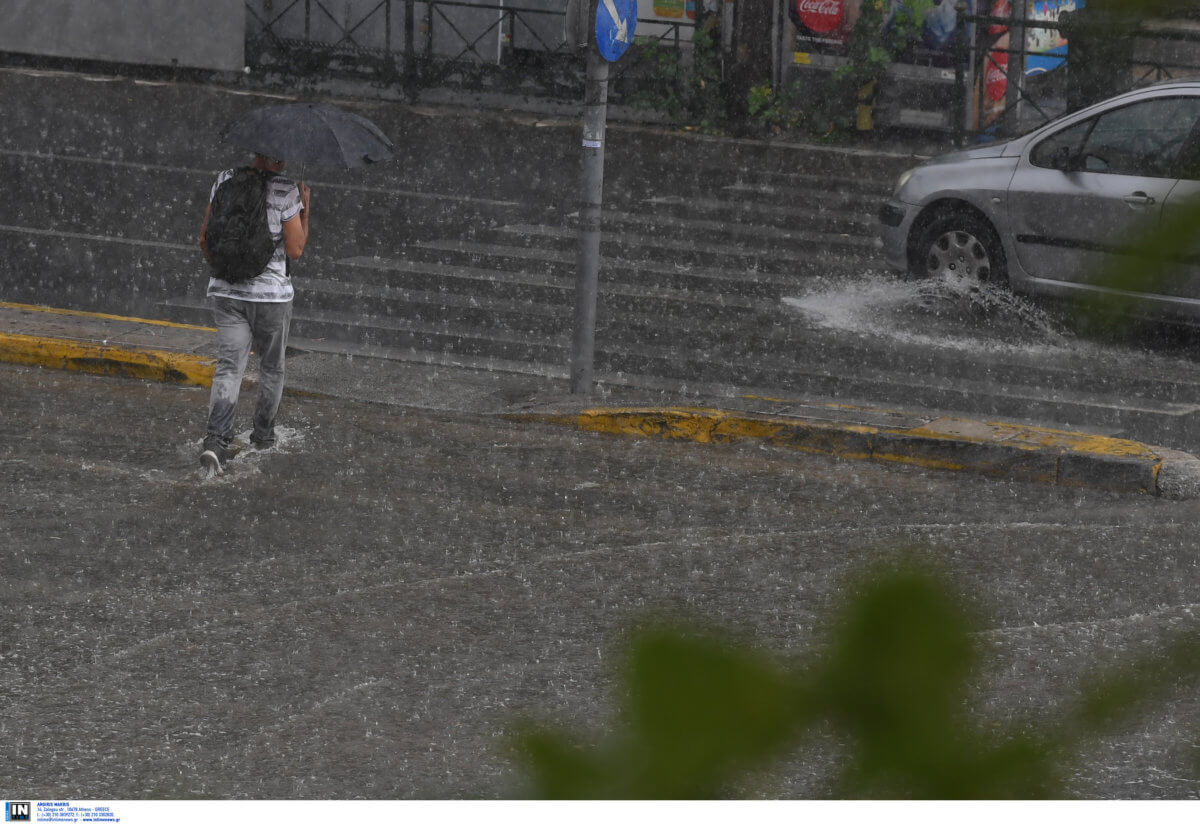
[601,0,630,43]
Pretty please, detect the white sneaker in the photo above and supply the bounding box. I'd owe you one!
[199,449,223,477]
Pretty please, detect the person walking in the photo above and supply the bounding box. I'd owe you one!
[198,153,310,475]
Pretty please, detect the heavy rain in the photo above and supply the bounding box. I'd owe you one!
[3,0,1200,810]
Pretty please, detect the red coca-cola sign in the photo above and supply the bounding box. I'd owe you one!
[794,0,844,34]
[986,52,1008,101]
[989,0,1010,35]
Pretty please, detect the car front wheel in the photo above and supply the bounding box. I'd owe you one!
[913,212,1007,285]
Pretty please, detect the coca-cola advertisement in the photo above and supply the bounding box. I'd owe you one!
[978,0,1012,129]
[790,0,857,49]
[985,51,1010,102]
[790,0,978,59]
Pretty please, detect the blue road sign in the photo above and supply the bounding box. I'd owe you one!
[595,0,637,62]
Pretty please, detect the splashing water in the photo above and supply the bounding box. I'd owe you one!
[782,272,1074,354]
[190,425,309,482]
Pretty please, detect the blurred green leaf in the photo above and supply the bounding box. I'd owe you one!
[511,624,807,798]
[1075,196,1200,335]
[508,560,1200,799]
[620,626,809,797]
[1062,630,1200,739]
[510,726,611,800]
[814,564,1063,798]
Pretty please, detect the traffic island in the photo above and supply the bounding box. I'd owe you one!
[506,406,1200,498]
[0,301,216,387]
[7,300,1200,498]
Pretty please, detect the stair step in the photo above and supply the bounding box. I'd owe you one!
[498,222,877,256]
[406,240,874,294]
[582,208,876,243]
[329,257,776,313]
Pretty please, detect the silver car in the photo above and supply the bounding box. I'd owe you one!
[880,79,1200,320]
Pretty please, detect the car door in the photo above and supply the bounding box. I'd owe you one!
[1007,96,1200,286]
[1155,126,1200,301]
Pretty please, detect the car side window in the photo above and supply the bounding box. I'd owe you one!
[1174,120,1200,180]
[1034,97,1200,178]
[1031,119,1093,169]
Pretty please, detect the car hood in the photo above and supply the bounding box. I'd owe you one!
[924,141,1018,166]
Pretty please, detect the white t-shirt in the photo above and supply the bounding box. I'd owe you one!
[206,169,302,302]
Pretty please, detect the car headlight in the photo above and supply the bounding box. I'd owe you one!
[892,167,916,199]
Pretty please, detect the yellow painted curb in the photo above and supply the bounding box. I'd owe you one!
[0,332,215,387]
[904,416,1160,460]
[507,406,1167,494]
[509,407,877,458]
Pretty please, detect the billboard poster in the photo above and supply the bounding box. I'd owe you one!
[651,0,694,19]
[786,0,1081,75]
[789,0,978,63]
[978,0,1084,129]
[790,0,857,49]
[1025,0,1084,76]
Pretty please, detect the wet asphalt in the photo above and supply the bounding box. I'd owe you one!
[3,61,1200,801]
[9,64,1200,461]
[4,361,1200,799]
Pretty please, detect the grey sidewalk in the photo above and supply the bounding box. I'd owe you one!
[6,299,1200,498]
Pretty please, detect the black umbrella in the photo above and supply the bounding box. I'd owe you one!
[221,102,394,168]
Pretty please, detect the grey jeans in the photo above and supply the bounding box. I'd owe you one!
[204,297,292,451]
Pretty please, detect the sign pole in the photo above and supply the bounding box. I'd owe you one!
[569,0,634,395]
[571,42,609,395]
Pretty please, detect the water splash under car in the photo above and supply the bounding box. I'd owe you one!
[880,80,1200,321]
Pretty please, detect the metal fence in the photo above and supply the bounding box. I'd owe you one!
[244,0,696,101]
[954,9,1200,145]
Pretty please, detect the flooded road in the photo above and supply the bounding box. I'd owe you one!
[4,362,1200,798]
[5,65,1200,800]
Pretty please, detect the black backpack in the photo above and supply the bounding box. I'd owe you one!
[204,167,279,283]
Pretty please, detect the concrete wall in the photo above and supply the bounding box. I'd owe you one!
[0,0,245,71]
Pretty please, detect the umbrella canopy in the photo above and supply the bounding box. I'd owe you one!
[221,102,394,168]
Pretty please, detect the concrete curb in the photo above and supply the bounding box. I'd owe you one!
[504,407,1200,499]
[5,302,1200,498]
[0,302,216,387]
[0,331,215,386]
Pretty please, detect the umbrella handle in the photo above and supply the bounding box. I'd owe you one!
[298,180,312,213]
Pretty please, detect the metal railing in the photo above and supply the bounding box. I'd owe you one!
[964,13,1062,141]
[953,9,1200,145]
[244,0,695,101]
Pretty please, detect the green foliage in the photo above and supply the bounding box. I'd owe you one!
[626,24,727,132]
[631,3,938,136]
[1072,197,1200,337]
[813,567,1062,798]
[688,16,726,130]
[1043,0,1200,334]
[510,560,1200,799]
[624,40,691,124]
[746,82,809,133]
[740,1,939,138]
[826,0,935,129]
[513,625,808,798]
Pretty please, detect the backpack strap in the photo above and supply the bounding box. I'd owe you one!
[254,167,289,275]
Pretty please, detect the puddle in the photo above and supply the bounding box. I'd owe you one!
[783,272,1074,354]
[187,425,309,482]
